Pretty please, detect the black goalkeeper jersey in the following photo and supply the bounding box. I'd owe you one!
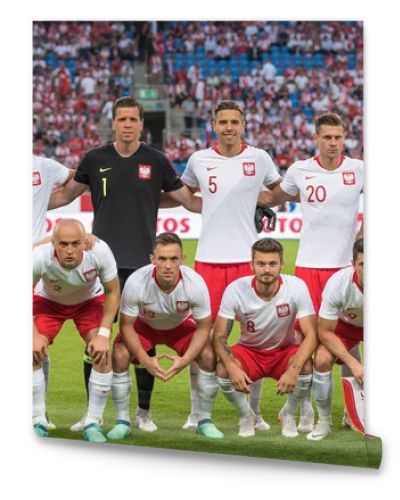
[74,143,183,269]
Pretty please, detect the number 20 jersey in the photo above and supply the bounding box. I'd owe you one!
[280,156,363,268]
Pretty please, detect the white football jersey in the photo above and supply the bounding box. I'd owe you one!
[181,145,280,263]
[218,274,315,350]
[33,240,117,305]
[280,156,363,268]
[32,155,70,242]
[121,264,211,330]
[319,266,363,327]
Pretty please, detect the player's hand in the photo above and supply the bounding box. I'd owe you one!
[163,354,188,381]
[227,364,253,393]
[277,369,298,394]
[254,205,277,233]
[142,354,168,381]
[84,233,99,251]
[87,335,110,365]
[349,359,364,385]
[32,332,48,365]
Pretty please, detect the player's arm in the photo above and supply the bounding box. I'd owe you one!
[277,315,318,394]
[87,276,120,364]
[257,184,299,207]
[48,178,88,209]
[318,316,363,384]
[164,185,203,213]
[120,313,166,381]
[213,316,253,393]
[164,316,211,381]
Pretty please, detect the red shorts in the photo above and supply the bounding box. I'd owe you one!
[232,343,299,381]
[114,316,197,363]
[294,267,341,332]
[195,261,253,321]
[33,294,105,343]
[334,320,364,359]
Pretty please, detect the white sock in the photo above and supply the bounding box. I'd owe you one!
[33,368,46,419]
[197,368,218,421]
[217,376,252,418]
[249,378,263,415]
[85,369,112,426]
[189,361,201,415]
[300,396,314,416]
[312,370,333,418]
[42,355,50,392]
[111,370,131,424]
[284,374,312,416]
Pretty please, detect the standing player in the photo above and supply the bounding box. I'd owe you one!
[32,155,74,430]
[48,96,200,432]
[213,238,317,437]
[106,233,222,440]
[32,219,120,442]
[307,238,364,440]
[178,100,282,431]
[262,112,364,432]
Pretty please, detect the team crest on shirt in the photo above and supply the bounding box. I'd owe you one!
[242,162,256,176]
[276,303,290,318]
[138,164,152,180]
[342,171,355,185]
[32,170,42,186]
[83,269,98,282]
[176,301,190,313]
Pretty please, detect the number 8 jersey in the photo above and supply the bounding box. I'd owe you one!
[280,156,363,268]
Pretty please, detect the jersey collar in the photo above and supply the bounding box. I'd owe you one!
[251,275,282,300]
[152,266,183,293]
[314,154,346,170]
[352,270,363,293]
[212,143,248,157]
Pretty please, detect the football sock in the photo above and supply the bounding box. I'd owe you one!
[312,370,333,418]
[197,368,218,421]
[342,376,364,433]
[33,368,46,418]
[85,369,112,426]
[249,377,263,414]
[217,376,252,418]
[42,355,50,391]
[284,374,313,416]
[83,348,93,400]
[135,347,156,411]
[189,360,201,415]
[111,370,132,423]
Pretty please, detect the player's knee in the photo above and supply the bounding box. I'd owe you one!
[300,358,313,375]
[196,343,216,372]
[112,343,131,372]
[314,345,334,372]
[216,360,228,379]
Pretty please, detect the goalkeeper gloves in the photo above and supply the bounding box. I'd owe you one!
[255,205,277,233]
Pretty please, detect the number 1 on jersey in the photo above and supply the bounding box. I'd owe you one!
[102,177,107,197]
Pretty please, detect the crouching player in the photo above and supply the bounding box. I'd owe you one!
[307,238,364,440]
[213,238,318,438]
[106,232,223,440]
[32,219,120,442]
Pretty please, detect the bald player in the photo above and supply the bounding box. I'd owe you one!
[32,219,120,442]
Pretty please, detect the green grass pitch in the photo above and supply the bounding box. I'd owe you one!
[44,239,381,468]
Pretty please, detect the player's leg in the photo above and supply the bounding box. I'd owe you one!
[278,356,313,439]
[194,342,223,439]
[106,338,133,440]
[32,333,50,437]
[182,360,201,430]
[248,378,270,430]
[81,328,113,443]
[134,346,158,432]
[41,355,56,430]
[306,344,335,441]
[216,349,256,438]
[340,344,362,428]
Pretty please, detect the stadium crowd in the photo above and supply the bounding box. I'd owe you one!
[33,21,363,172]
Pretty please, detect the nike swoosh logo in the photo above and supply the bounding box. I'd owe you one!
[244,312,253,316]
[207,167,218,171]
[305,176,316,180]
[99,168,112,173]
